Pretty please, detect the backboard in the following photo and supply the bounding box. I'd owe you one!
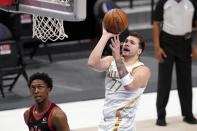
[0,0,87,21]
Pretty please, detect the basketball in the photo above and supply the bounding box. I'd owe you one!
[103,8,128,34]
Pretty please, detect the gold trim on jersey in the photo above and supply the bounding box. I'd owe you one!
[113,94,142,131]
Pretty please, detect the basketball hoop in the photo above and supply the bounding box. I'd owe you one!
[1,0,87,42]
[32,0,73,42]
[32,15,68,42]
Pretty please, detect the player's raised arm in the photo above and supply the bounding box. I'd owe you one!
[87,27,114,72]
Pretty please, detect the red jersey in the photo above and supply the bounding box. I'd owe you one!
[27,102,59,131]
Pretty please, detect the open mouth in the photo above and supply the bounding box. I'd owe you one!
[123,48,130,52]
[34,96,41,100]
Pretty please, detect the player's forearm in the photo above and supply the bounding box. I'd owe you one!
[88,35,110,66]
[115,58,128,78]
[153,21,161,49]
[195,21,197,47]
[115,58,136,89]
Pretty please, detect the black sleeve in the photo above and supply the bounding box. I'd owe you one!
[153,0,167,21]
[192,0,197,21]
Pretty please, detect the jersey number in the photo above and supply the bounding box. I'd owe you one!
[110,79,122,92]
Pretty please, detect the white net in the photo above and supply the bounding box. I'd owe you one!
[32,15,68,42]
[32,0,73,42]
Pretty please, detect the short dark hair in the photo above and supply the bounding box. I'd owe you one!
[28,72,53,90]
[129,32,145,52]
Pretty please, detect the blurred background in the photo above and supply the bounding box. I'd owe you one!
[1,0,197,110]
[1,0,197,131]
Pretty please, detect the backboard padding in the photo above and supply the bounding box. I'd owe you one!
[0,0,87,21]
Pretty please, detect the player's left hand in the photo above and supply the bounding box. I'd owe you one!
[109,35,121,60]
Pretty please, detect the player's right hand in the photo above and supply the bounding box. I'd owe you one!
[154,47,167,63]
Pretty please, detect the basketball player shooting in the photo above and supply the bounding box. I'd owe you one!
[88,8,151,131]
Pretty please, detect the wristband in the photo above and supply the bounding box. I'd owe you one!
[121,73,133,86]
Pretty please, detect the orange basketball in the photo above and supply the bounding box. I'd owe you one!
[103,8,128,34]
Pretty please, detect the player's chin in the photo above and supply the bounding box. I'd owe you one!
[34,97,43,103]
[122,51,129,56]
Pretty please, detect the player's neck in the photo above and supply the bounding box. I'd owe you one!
[123,55,139,66]
[35,99,50,113]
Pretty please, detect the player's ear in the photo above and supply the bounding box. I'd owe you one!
[138,48,142,55]
[47,87,52,92]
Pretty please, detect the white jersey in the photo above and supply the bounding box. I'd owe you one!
[98,61,146,131]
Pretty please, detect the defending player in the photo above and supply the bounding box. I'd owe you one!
[24,72,70,131]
